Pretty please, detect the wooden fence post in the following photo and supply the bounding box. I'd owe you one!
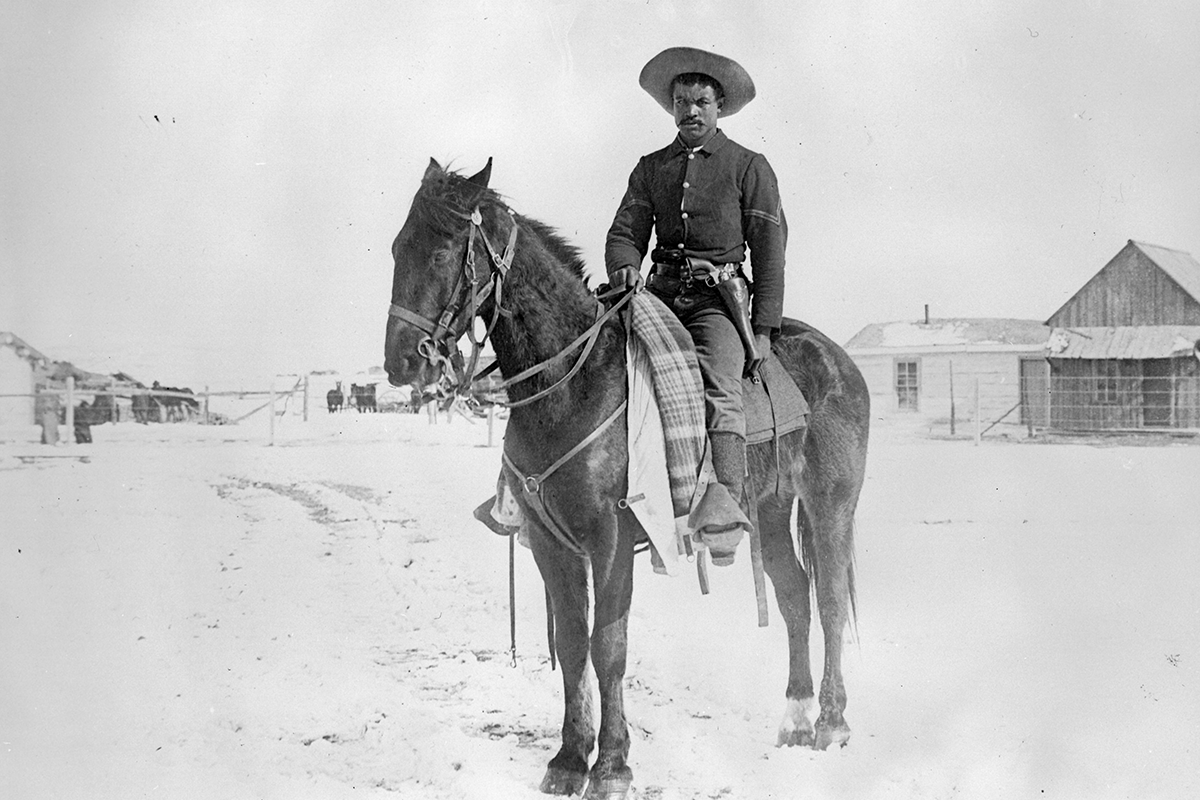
[268,381,276,446]
[949,360,956,436]
[302,375,309,422]
[65,377,75,442]
[974,377,981,445]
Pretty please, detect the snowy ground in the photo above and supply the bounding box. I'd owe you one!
[2,410,1197,799]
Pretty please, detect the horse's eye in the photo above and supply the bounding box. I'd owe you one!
[432,249,452,266]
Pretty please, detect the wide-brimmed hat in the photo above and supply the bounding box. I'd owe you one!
[638,47,756,117]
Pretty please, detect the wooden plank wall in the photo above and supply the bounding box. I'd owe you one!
[1049,246,1200,327]
[1049,357,1200,429]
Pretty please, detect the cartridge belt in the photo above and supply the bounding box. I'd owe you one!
[648,258,745,294]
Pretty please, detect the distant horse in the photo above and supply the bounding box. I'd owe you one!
[383,159,869,799]
[327,381,344,413]
[350,383,378,412]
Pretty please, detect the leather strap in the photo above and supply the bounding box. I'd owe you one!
[502,398,628,557]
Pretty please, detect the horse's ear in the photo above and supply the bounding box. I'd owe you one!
[466,157,493,189]
[424,158,443,180]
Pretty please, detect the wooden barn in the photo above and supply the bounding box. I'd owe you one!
[0,331,53,428]
[1041,240,1200,431]
[845,317,1051,429]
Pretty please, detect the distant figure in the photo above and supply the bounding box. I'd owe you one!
[73,401,94,443]
[38,391,60,445]
[132,391,156,423]
[327,381,344,413]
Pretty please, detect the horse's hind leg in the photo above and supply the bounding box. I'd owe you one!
[759,496,817,747]
[807,491,857,750]
[532,546,594,795]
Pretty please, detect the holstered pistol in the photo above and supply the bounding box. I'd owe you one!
[689,258,764,382]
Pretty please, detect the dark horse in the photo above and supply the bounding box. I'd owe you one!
[350,383,378,412]
[383,159,869,799]
[327,381,344,413]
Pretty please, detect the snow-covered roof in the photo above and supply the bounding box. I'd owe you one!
[1046,325,1200,359]
[844,318,1050,352]
[0,331,52,367]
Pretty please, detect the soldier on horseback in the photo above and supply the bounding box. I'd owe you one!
[606,47,787,565]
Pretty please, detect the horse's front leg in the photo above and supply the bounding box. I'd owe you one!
[583,511,635,800]
[532,539,594,795]
[576,510,633,796]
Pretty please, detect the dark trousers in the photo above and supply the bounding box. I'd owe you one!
[654,293,745,439]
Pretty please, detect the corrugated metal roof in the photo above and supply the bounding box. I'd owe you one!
[845,318,1050,350]
[1046,325,1200,359]
[1134,241,1200,304]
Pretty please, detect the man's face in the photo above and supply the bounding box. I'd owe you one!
[672,82,722,147]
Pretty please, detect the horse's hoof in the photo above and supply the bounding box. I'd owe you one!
[540,766,588,796]
[777,727,815,748]
[583,771,632,800]
[813,718,851,751]
[777,697,816,748]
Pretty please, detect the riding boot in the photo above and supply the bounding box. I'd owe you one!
[688,431,752,566]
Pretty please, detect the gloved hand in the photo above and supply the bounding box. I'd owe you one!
[608,266,644,292]
[746,332,771,382]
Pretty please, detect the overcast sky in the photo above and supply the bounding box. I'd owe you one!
[3,0,1198,387]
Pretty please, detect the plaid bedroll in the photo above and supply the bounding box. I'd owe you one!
[627,292,707,516]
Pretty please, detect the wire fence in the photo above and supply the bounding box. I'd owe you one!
[1024,374,1200,432]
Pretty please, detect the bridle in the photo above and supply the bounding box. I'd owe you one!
[388,205,635,408]
[388,207,518,395]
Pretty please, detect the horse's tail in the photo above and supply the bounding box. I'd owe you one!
[796,500,859,642]
[847,520,859,643]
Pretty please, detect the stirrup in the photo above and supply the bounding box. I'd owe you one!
[688,482,751,566]
[473,496,520,537]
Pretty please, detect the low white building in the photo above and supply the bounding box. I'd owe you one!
[844,318,1051,429]
[0,332,52,428]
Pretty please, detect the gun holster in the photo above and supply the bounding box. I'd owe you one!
[689,258,763,380]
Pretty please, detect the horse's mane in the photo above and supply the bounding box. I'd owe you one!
[414,166,588,281]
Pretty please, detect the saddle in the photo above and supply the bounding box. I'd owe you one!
[743,353,809,444]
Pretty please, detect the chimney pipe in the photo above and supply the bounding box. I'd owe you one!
[924,304,930,325]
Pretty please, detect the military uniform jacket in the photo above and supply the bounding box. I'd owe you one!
[605,129,788,333]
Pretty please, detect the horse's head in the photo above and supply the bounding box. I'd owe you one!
[383,157,500,388]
